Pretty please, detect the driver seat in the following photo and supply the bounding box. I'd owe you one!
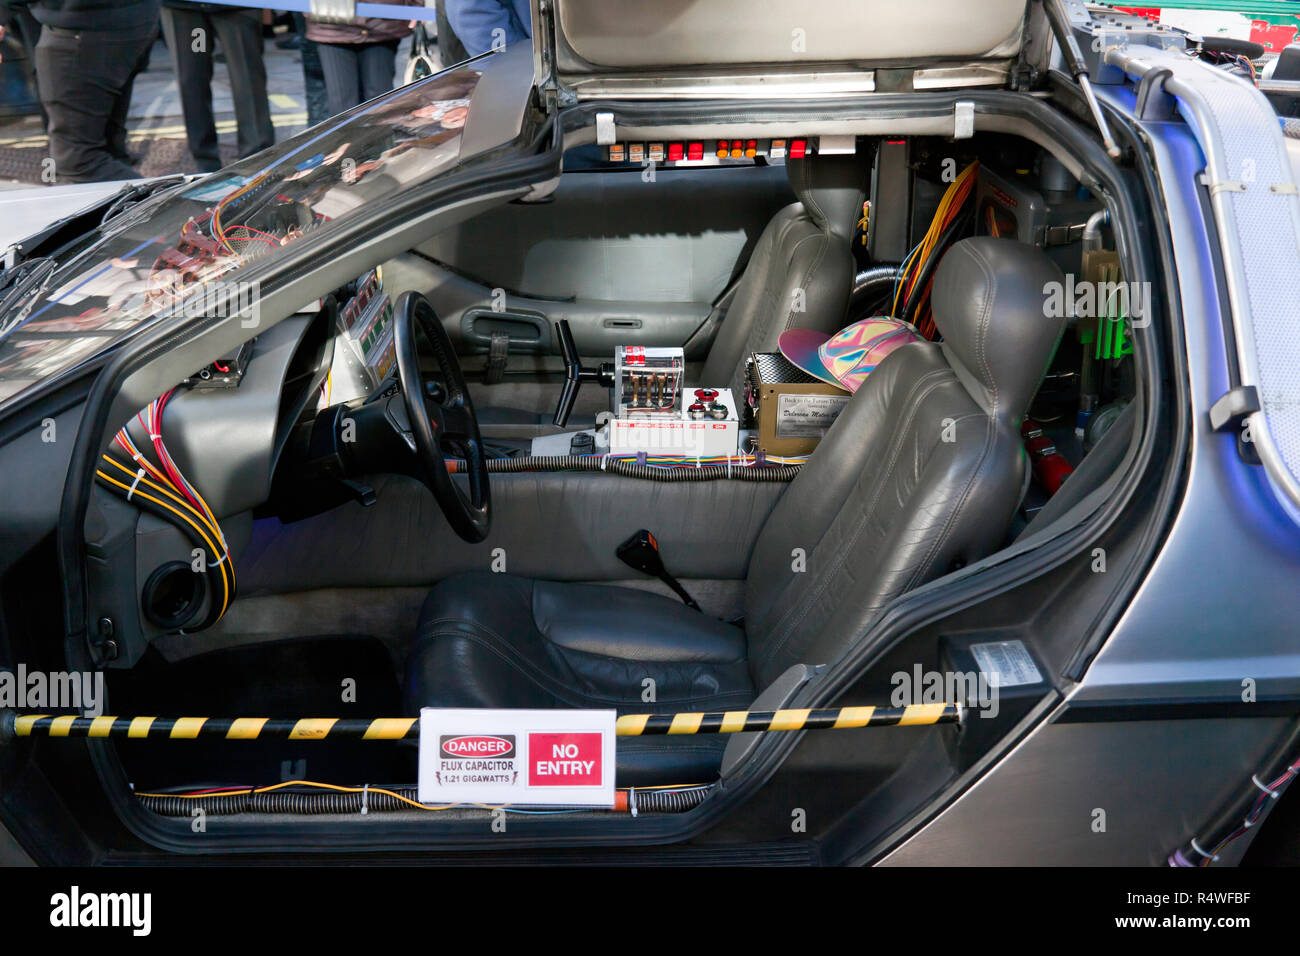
[406,238,1067,785]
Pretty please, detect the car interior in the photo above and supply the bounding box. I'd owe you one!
[60,129,1144,834]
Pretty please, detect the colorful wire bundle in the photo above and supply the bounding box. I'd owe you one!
[892,160,979,339]
[94,389,235,628]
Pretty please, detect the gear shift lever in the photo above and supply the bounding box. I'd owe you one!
[553,319,614,427]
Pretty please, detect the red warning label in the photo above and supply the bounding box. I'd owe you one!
[528,732,603,786]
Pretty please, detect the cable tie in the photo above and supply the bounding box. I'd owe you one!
[636,451,647,467]
[209,551,228,567]
[600,454,608,471]
[148,433,161,441]
[1252,774,1280,799]
[360,783,369,815]
[629,787,637,818]
[1189,838,1219,861]
[126,468,146,500]
[727,456,733,479]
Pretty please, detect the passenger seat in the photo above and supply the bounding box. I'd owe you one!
[478,153,870,433]
[702,153,871,399]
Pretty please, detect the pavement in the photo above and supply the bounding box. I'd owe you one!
[0,25,425,190]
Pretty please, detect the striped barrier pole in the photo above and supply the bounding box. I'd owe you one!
[1,704,959,742]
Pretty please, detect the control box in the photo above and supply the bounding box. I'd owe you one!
[745,352,849,455]
[612,346,684,418]
[341,276,396,387]
[609,387,739,457]
[183,339,255,388]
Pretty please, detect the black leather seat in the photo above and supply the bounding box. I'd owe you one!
[478,154,869,430]
[700,153,870,399]
[406,237,1068,785]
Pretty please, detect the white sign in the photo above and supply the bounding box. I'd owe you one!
[418,708,617,807]
[970,640,1044,688]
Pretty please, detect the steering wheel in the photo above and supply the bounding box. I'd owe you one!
[392,291,491,542]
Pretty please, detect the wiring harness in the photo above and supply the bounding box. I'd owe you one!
[135,779,714,816]
[892,160,978,339]
[448,453,807,482]
[94,389,235,629]
[1169,721,1300,866]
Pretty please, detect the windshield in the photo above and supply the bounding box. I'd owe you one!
[0,61,485,409]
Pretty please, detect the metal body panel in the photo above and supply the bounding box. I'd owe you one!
[536,0,1028,100]
[0,181,132,250]
[880,715,1281,866]
[884,66,1300,867]
[1105,45,1300,519]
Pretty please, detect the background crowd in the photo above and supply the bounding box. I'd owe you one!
[0,0,532,183]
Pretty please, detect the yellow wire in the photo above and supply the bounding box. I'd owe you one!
[144,402,229,555]
[894,161,978,316]
[101,455,237,594]
[95,470,232,621]
[136,778,712,811]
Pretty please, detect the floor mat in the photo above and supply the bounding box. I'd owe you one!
[105,636,414,791]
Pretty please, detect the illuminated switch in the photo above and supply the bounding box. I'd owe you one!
[730,139,743,158]
[716,140,729,158]
[687,142,704,161]
[628,143,645,162]
[647,142,665,162]
[769,139,787,158]
[789,138,808,158]
[608,144,626,162]
[745,139,758,158]
[667,142,684,161]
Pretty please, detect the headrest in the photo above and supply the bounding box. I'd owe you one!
[933,237,1068,419]
[786,153,869,242]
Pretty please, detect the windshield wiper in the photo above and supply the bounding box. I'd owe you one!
[0,256,57,340]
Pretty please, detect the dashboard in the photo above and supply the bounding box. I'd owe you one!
[84,267,405,667]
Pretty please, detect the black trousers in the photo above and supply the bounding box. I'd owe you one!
[316,40,399,119]
[34,21,156,182]
[159,6,274,168]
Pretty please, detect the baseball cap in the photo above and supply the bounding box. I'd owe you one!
[778,316,921,393]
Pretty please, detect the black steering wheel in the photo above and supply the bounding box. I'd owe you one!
[392,291,490,542]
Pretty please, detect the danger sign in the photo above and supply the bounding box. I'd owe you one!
[419,709,615,807]
[529,732,603,786]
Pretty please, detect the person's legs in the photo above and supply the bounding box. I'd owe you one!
[35,25,152,182]
[316,42,363,117]
[12,6,48,131]
[105,24,156,165]
[160,6,219,169]
[211,8,274,158]
[293,13,330,127]
[356,40,399,103]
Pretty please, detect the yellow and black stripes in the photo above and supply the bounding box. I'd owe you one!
[7,715,421,741]
[614,703,959,736]
[7,704,959,742]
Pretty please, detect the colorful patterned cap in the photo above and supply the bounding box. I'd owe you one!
[778,317,921,393]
